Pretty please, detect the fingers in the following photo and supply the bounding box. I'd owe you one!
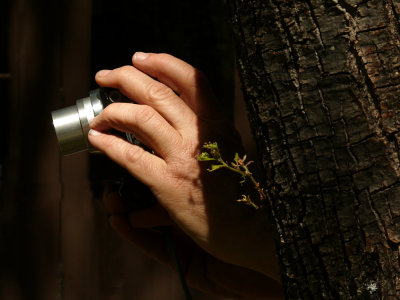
[88,129,167,189]
[90,102,181,158]
[132,52,222,120]
[95,65,197,133]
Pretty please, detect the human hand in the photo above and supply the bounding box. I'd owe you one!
[88,52,282,297]
[103,184,283,299]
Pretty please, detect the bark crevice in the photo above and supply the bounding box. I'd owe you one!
[228,0,400,298]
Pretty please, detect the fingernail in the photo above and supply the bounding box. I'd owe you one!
[96,69,111,77]
[88,129,101,136]
[133,52,149,61]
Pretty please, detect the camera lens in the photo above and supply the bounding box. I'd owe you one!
[51,89,104,155]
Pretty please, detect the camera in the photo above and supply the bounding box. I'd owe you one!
[51,88,135,155]
[51,88,156,210]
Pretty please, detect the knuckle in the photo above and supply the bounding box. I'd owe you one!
[185,67,206,86]
[112,65,135,87]
[145,80,174,102]
[116,65,134,77]
[123,145,144,165]
[135,105,156,125]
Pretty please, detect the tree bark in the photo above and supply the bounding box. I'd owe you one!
[227,0,400,299]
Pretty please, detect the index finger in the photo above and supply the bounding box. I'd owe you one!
[132,52,223,120]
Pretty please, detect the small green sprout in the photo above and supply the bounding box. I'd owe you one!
[197,142,266,209]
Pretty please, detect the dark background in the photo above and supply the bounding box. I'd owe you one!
[0,0,239,299]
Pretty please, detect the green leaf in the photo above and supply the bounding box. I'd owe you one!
[203,142,219,151]
[208,164,224,172]
[234,152,239,163]
[196,152,215,161]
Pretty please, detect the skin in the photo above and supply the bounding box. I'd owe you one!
[88,52,284,299]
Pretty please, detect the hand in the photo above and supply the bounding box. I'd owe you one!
[88,52,282,298]
[104,185,283,299]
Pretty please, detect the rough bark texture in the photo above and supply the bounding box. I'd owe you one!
[228,0,400,299]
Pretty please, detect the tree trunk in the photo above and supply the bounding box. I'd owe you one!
[227,0,400,299]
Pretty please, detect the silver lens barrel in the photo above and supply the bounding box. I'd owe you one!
[51,89,104,155]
